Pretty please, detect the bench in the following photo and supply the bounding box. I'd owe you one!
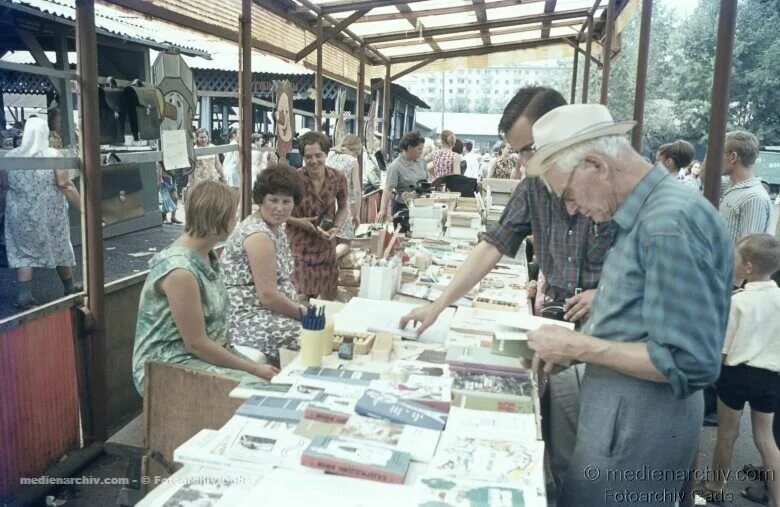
[105,413,144,506]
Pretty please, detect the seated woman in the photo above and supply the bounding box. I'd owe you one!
[220,164,305,366]
[287,131,348,301]
[132,180,278,395]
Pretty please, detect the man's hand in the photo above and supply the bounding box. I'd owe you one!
[399,303,443,337]
[564,289,597,322]
[527,325,585,373]
[298,220,319,235]
[251,364,280,381]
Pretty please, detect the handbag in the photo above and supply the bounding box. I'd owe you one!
[124,79,164,141]
[98,77,126,145]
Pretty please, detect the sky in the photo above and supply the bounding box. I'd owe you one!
[662,0,700,17]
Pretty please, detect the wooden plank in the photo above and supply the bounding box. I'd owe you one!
[541,0,557,38]
[354,0,543,23]
[142,362,243,488]
[389,35,571,63]
[472,0,492,46]
[319,0,428,14]
[296,9,368,61]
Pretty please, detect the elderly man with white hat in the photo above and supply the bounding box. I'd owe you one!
[524,104,733,506]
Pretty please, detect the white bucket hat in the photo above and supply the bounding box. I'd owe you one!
[525,104,636,177]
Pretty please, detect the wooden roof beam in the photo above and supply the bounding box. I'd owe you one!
[352,0,542,24]
[293,0,391,64]
[578,0,602,38]
[472,0,492,46]
[295,9,368,61]
[318,0,429,15]
[364,8,590,44]
[370,57,438,90]
[372,19,584,48]
[564,37,602,69]
[396,3,441,52]
[541,0,557,37]
[389,35,571,63]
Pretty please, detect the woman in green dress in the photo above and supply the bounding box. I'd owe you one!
[132,180,279,395]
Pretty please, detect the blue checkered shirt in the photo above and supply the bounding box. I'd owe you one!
[482,177,615,301]
[584,165,734,398]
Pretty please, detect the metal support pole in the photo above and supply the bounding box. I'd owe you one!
[703,0,737,208]
[600,0,615,105]
[315,16,323,130]
[222,104,230,138]
[357,44,366,185]
[383,64,391,156]
[631,0,653,152]
[240,0,252,218]
[75,0,106,443]
[570,46,579,104]
[581,15,593,104]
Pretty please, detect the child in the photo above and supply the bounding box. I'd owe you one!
[157,162,181,224]
[703,234,780,506]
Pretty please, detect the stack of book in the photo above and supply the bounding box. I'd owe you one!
[409,200,446,239]
[444,211,484,243]
[482,178,520,227]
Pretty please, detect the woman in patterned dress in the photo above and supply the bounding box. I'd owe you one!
[132,180,278,395]
[326,134,362,260]
[220,164,306,366]
[287,131,348,302]
[3,117,82,309]
[429,130,461,180]
[488,142,517,179]
[189,128,226,188]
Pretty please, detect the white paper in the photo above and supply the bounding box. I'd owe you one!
[161,129,192,170]
[495,313,575,332]
[336,297,455,344]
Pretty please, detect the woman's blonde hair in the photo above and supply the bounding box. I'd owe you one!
[440,130,456,148]
[185,180,238,238]
[335,134,362,156]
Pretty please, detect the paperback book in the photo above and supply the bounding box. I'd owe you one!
[342,414,440,463]
[451,371,534,413]
[369,374,453,412]
[302,366,381,385]
[355,389,448,431]
[236,394,318,423]
[304,394,358,424]
[301,436,412,484]
[415,476,546,507]
[445,346,528,377]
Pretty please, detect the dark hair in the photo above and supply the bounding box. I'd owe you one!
[657,140,695,170]
[298,131,330,154]
[253,163,303,206]
[399,131,425,151]
[452,139,464,155]
[736,234,780,277]
[498,87,567,136]
[464,141,473,152]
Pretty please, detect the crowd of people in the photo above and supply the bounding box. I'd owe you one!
[4,81,778,506]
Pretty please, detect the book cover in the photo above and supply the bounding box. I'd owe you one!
[173,427,278,474]
[295,418,344,440]
[369,375,452,412]
[301,436,411,484]
[449,307,515,337]
[236,394,318,423]
[429,433,545,487]
[355,389,448,431]
[415,476,546,507]
[217,417,310,470]
[445,346,527,377]
[304,394,358,424]
[341,414,440,463]
[229,379,324,400]
[451,371,534,413]
[303,366,381,386]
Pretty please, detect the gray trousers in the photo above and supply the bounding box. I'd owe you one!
[549,363,585,487]
[558,365,703,507]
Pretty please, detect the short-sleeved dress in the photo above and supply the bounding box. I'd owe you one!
[288,166,348,298]
[4,148,76,269]
[490,156,516,179]
[132,246,252,395]
[190,144,221,186]
[220,214,301,361]
[431,149,457,180]
[325,151,357,240]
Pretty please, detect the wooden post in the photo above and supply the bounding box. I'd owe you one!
[357,44,366,186]
[382,64,391,156]
[240,0,252,218]
[600,0,615,105]
[315,15,323,131]
[631,0,653,152]
[581,15,593,104]
[75,0,107,442]
[703,0,737,208]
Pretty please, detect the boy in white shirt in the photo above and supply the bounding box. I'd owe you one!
[703,233,780,506]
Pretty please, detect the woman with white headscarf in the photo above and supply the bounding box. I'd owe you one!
[4,117,81,309]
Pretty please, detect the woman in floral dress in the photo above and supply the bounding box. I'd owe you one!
[326,134,362,259]
[287,132,348,301]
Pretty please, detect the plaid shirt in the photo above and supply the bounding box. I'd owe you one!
[584,165,734,398]
[482,177,615,301]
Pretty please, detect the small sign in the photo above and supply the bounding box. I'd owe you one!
[161,129,192,170]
